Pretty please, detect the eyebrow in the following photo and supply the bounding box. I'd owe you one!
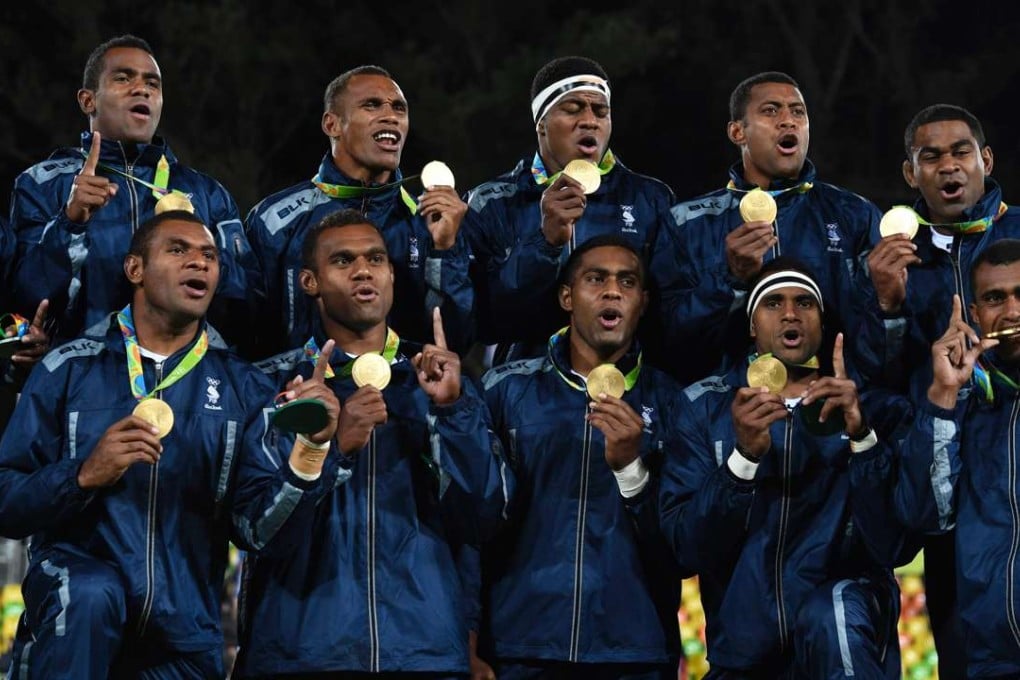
[166,237,215,250]
[111,67,161,82]
[329,246,387,258]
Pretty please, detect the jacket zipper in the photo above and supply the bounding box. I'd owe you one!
[1006,395,1020,650]
[569,404,593,661]
[774,413,793,649]
[136,361,162,636]
[117,142,140,233]
[366,430,380,671]
[950,235,969,325]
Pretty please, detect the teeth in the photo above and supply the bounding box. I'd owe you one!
[374,132,398,142]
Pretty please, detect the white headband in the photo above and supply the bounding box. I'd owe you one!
[531,75,611,124]
[746,270,824,330]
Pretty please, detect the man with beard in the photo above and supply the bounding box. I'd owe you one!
[896,238,1020,679]
[246,66,473,358]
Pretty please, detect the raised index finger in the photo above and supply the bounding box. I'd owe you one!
[431,307,447,350]
[950,294,962,324]
[312,339,335,381]
[30,299,49,330]
[82,132,101,176]
[832,332,847,379]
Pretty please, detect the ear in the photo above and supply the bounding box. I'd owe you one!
[639,290,649,317]
[322,110,340,138]
[982,145,994,176]
[78,88,96,116]
[124,253,144,285]
[299,268,319,297]
[749,321,757,340]
[902,158,918,189]
[388,262,395,284]
[558,283,572,312]
[727,120,745,147]
[536,120,546,136]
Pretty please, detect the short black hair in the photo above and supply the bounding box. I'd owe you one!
[301,208,384,271]
[560,235,646,288]
[531,56,609,101]
[971,239,1020,291]
[729,71,800,122]
[82,35,154,91]
[323,65,393,112]
[904,104,986,159]
[128,210,209,261]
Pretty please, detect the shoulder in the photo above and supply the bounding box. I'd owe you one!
[809,181,879,214]
[247,181,327,236]
[481,356,548,392]
[254,348,306,383]
[609,164,675,203]
[41,337,106,374]
[682,373,735,405]
[18,152,82,189]
[669,188,734,225]
[466,168,524,213]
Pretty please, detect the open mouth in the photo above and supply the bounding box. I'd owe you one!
[372,130,402,150]
[181,278,209,298]
[598,308,622,330]
[130,103,151,118]
[777,134,799,155]
[939,181,965,201]
[353,285,379,302]
[780,328,803,348]
[577,135,600,156]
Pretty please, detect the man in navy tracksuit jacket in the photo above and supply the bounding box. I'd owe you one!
[653,72,878,385]
[895,239,1020,678]
[235,209,509,678]
[7,35,256,351]
[245,65,473,358]
[476,235,683,679]
[0,211,323,678]
[659,259,906,678]
[462,56,675,364]
[851,104,1020,678]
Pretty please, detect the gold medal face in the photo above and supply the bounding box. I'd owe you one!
[352,353,392,390]
[562,159,601,195]
[739,189,778,223]
[133,398,174,438]
[421,160,456,188]
[746,356,788,394]
[586,364,626,400]
[154,192,195,215]
[986,326,1020,339]
[879,206,919,239]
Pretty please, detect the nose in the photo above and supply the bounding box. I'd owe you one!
[1005,294,1020,318]
[352,257,374,280]
[130,77,151,98]
[185,253,209,271]
[781,299,799,319]
[602,276,624,299]
[777,107,796,129]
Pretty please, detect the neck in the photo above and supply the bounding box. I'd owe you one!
[331,151,392,186]
[781,364,818,399]
[131,300,201,356]
[322,316,388,356]
[741,159,799,191]
[538,151,563,176]
[569,334,629,376]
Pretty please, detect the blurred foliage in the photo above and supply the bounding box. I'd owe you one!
[2,0,1019,217]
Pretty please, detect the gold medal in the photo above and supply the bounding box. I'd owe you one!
[562,159,601,195]
[879,206,919,239]
[746,356,787,394]
[739,188,778,223]
[154,192,195,215]
[133,398,174,438]
[421,160,456,188]
[987,326,1020,339]
[586,364,626,400]
[352,353,392,390]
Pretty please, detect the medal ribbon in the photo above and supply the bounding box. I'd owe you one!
[0,313,30,338]
[974,356,1020,404]
[117,305,208,401]
[889,201,1008,235]
[304,328,401,380]
[79,149,186,200]
[531,150,617,187]
[311,175,419,214]
[726,180,813,198]
[547,327,641,393]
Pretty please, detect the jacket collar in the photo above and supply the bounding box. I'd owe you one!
[727,158,817,193]
[316,153,406,193]
[76,131,176,168]
[546,327,642,394]
[91,310,224,361]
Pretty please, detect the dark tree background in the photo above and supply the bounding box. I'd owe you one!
[2,1,1019,221]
